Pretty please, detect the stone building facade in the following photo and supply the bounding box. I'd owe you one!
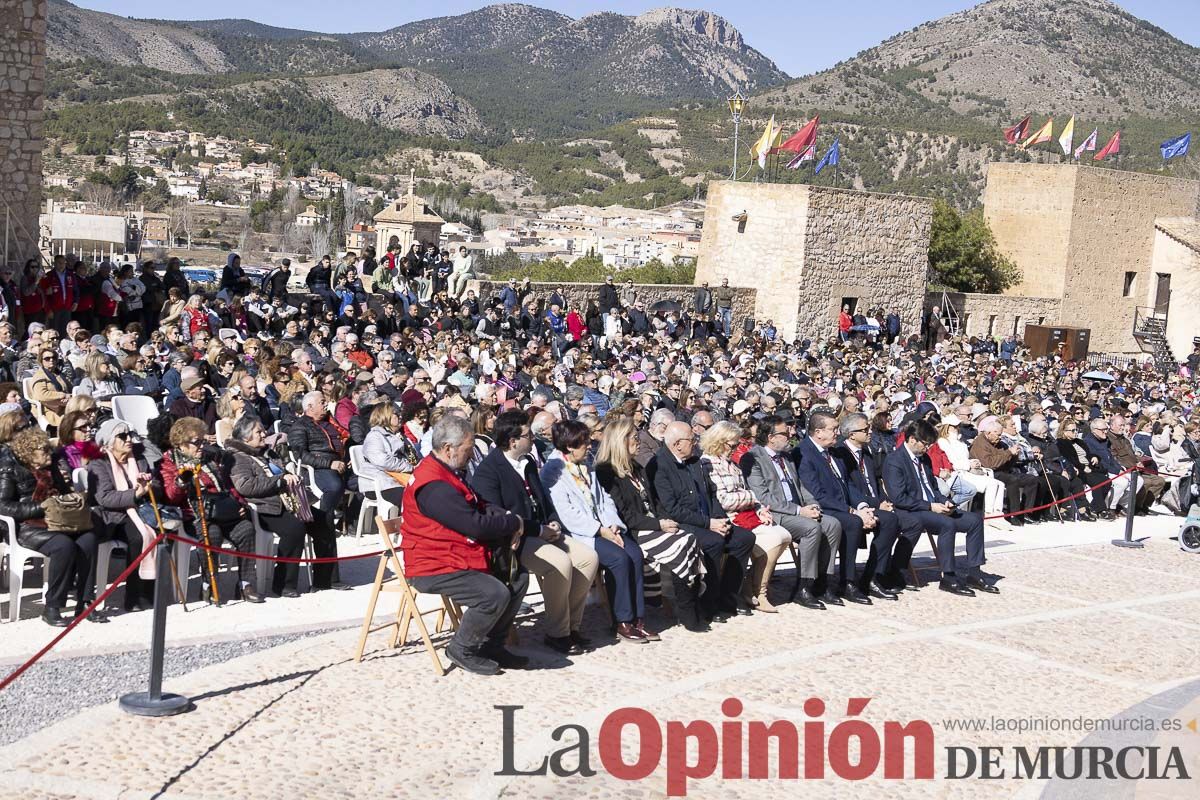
[468,279,757,330]
[695,181,933,342]
[0,0,46,269]
[1149,219,1200,359]
[931,291,1062,340]
[985,163,1200,354]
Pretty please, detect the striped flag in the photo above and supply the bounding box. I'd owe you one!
[1018,118,1054,150]
[1073,128,1098,159]
[785,143,817,169]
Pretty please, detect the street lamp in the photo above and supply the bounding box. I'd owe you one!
[727,90,747,180]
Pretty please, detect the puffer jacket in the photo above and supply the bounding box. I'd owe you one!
[227,439,290,517]
[0,449,49,547]
[288,414,346,470]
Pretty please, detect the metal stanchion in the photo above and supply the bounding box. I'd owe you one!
[119,535,191,716]
[1111,470,1145,549]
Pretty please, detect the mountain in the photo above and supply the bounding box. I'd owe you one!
[305,69,484,139]
[46,0,232,73]
[758,0,1200,121]
[46,2,786,133]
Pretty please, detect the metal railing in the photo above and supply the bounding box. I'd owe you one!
[1132,305,1167,336]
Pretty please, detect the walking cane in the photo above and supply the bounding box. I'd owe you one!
[147,483,189,610]
[192,471,220,605]
[1035,457,1066,525]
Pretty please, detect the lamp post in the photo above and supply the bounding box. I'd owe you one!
[728,90,747,180]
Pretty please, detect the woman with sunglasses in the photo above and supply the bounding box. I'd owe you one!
[29,346,71,429]
[87,419,164,612]
[52,409,102,483]
[161,417,261,604]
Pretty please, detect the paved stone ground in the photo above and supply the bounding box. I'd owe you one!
[1,516,1198,799]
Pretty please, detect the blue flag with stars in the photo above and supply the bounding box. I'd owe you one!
[1161,133,1191,161]
[814,138,840,175]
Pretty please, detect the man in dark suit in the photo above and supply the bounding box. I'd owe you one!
[833,412,923,593]
[470,410,598,655]
[651,421,755,622]
[882,420,998,596]
[885,309,902,345]
[794,411,877,604]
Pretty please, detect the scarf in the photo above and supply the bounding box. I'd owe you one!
[108,452,157,580]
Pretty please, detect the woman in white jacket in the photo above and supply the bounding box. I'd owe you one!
[938,418,1009,529]
[360,403,414,510]
[541,419,653,644]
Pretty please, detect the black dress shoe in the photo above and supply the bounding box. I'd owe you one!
[42,607,69,628]
[964,575,1000,594]
[709,610,731,623]
[446,644,500,676]
[241,585,266,604]
[484,645,530,670]
[328,581,353,591]
[733,600,754,616]
[938,579,975,597]
[544,635,583,655]
[683,620,712,633]
[842,585,873,605]
[795,588,826,610]
[1097,509,1116,521]
[865,580,899,601]
[76,606,110,623]
[819,589,844,606]
[281,588,301,599]
[568,631,593,651]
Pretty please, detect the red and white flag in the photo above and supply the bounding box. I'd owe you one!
[1073,128,1098,159]
[785,143,817,169]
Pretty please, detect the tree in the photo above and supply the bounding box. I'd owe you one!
[171,198,194,249]
[307,223,336,258]
[79,181,118,211]
[197,177,208,200]
[927,200,1020,293]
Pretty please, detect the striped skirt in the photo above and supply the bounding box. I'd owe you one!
[635,528,705,599]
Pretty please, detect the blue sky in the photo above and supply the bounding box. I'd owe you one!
[74,1,1199,77]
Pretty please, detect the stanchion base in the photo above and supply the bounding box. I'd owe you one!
[118,691,191,717]
[1110,538,1146,549]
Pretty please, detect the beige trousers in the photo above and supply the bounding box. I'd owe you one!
[519,535,598,638]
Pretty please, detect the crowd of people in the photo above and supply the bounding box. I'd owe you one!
[1,248,1197,683]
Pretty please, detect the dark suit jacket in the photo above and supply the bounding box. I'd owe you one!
[795,437,853,515]
[832,443,886,510]
[650,446,725,529]
[882,445,949,513]
[469,447,557,527]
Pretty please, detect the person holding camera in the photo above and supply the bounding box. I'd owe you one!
[161,417,261,604]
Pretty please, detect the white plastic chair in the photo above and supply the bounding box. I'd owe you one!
[2,514,50,623]
[111,395,160,437]
[74,467,126,610]
[348,445,397,540]
[248,503,313,596]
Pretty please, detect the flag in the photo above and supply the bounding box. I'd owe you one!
[1073,128,1097,159]
[1018,118,1054,150]
[1094,130,1121,161]
[1161,132,1191,161]
[1003,115,1031,144]
[775,116,819,154]
[785,143,817,169]
[749,115,782,169]
[1057,116,1075,155]
[814,138,840,175]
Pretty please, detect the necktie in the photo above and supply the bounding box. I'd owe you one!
[772,454,800,503]
[913,456,935,501]
[857,450,875,498]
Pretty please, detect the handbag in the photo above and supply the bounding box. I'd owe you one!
[42,492,93,532]
[203,493,244,525]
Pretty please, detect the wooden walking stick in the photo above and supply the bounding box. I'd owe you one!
[192,471,220,604]
[1035,457,1067,524]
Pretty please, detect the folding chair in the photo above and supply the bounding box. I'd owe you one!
[353,516,459,675]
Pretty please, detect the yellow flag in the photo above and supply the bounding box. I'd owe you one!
[1018,118,1054,150]
[749,115,781,168]
[1058,116,1075,155]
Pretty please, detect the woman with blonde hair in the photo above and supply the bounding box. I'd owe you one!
[77,351,121,407]
[700,420,791,612]
[595,416,707,632]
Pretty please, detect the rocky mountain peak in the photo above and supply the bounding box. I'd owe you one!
[633,8,745,51]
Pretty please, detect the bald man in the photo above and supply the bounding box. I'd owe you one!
[651,422,755,622]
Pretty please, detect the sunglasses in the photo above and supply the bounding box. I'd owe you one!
[187,438,205,447]
[113,431,131,442]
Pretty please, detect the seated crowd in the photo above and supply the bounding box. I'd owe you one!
[0,250,1195,674]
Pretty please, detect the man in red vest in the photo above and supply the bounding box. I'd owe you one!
[401,414,532,675]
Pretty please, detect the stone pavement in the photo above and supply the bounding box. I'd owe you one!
[1,517,1199,799]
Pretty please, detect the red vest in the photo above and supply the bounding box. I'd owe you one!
[400,455,490,577]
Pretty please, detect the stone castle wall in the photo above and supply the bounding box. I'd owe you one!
[983,162,1077,299]
[696,181,932,342]
[0,0,46,268]
[935,291,1063,339]
[467,279,757,329]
